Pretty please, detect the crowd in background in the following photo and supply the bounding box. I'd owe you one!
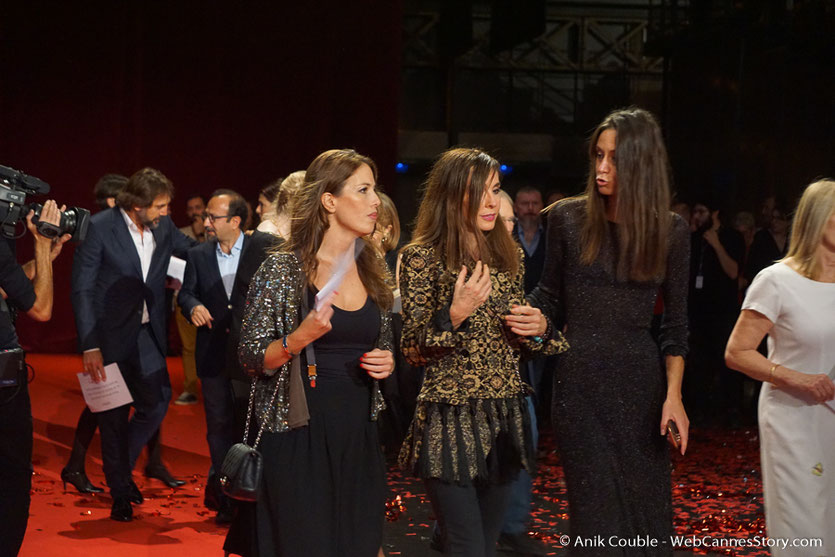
[8,117,829,557]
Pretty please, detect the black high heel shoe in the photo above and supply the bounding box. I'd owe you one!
[144,465,186,488]
[61,468,104,494]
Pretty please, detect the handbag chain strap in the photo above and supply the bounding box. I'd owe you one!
[242,262,311,450]
[242,373,283,450]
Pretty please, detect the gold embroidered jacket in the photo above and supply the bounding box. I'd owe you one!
[398,244,568,482]
[399,244,568,403]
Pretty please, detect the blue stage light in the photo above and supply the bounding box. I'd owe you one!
[395,162,409,173]
[500,164,513,174]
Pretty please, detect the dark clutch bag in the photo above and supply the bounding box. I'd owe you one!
[219,442,263,502]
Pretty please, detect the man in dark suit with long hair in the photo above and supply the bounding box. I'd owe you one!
[71,167,195,521]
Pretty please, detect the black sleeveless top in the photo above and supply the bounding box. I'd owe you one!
[308,292,380,384]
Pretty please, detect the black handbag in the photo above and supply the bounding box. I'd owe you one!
[219,275,317,502]
[219,377,281,502]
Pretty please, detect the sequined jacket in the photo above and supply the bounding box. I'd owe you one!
[238,251,392,433]
[399,244,568,404]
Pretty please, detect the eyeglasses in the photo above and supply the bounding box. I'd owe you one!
[201,213,233,224]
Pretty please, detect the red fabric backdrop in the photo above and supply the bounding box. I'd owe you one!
[1,1,402,352]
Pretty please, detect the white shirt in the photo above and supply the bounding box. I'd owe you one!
[121,208,155,324]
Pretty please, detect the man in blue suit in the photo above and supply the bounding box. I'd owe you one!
[71,167,195,521]
[178,188,250,524]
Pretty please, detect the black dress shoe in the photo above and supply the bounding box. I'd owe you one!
[144,465,186,488]
[61,468,104,494]
[110,497,133,522]
[128,480,144,504]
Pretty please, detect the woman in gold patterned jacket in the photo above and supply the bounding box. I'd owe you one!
[398,147,568,556]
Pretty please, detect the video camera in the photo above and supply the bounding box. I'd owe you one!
[0,164,90,242]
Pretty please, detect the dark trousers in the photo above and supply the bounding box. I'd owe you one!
[502,395,538,535]
[98,325,171,498]
[425,478,511,557]
[0,373,32,556]
[200,373,236,473]
[686,311,740,424]
[229,377,252,442]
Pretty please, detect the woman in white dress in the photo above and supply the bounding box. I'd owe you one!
[726,178,835,556]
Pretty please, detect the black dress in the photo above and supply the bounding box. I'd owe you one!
[529,200,689,555]
[255,295,385,557]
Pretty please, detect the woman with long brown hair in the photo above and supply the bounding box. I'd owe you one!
[528,107,690,554]
[398,147,568,556]
[229,149,394,556]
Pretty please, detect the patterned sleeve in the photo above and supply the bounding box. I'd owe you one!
[399,245,472,366]
[238,254,288,377]
[659,214,690,358]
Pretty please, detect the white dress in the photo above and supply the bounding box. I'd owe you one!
[743,262,835,557]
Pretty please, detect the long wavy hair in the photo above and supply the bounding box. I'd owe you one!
[408,147,519,276]
[284,149,393,310]
[580,107,672,282]
[781,178,835,280]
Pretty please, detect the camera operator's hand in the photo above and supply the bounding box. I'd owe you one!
[26,200,62,245]
[83,349,107,383]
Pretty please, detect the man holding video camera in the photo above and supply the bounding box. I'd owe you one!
[0,200,69,555]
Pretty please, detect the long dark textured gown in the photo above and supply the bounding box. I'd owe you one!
[529,199,689,555]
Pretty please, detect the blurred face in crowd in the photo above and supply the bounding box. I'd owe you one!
[514,190,543,229]
[499,195,516,234]
[185,196,205,222]
[770,210,789,235]
[760,195,776,227]
[136,194,170,230]
[595,129,618,198]
[691,203,711,230]
[256,194,275,218]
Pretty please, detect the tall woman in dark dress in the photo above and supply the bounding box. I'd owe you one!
[528,108,690,554]
[233,149,394,557]
[398,148,568,556]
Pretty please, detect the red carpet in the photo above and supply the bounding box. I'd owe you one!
[22,354,768,556]
[24,354,225,557]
